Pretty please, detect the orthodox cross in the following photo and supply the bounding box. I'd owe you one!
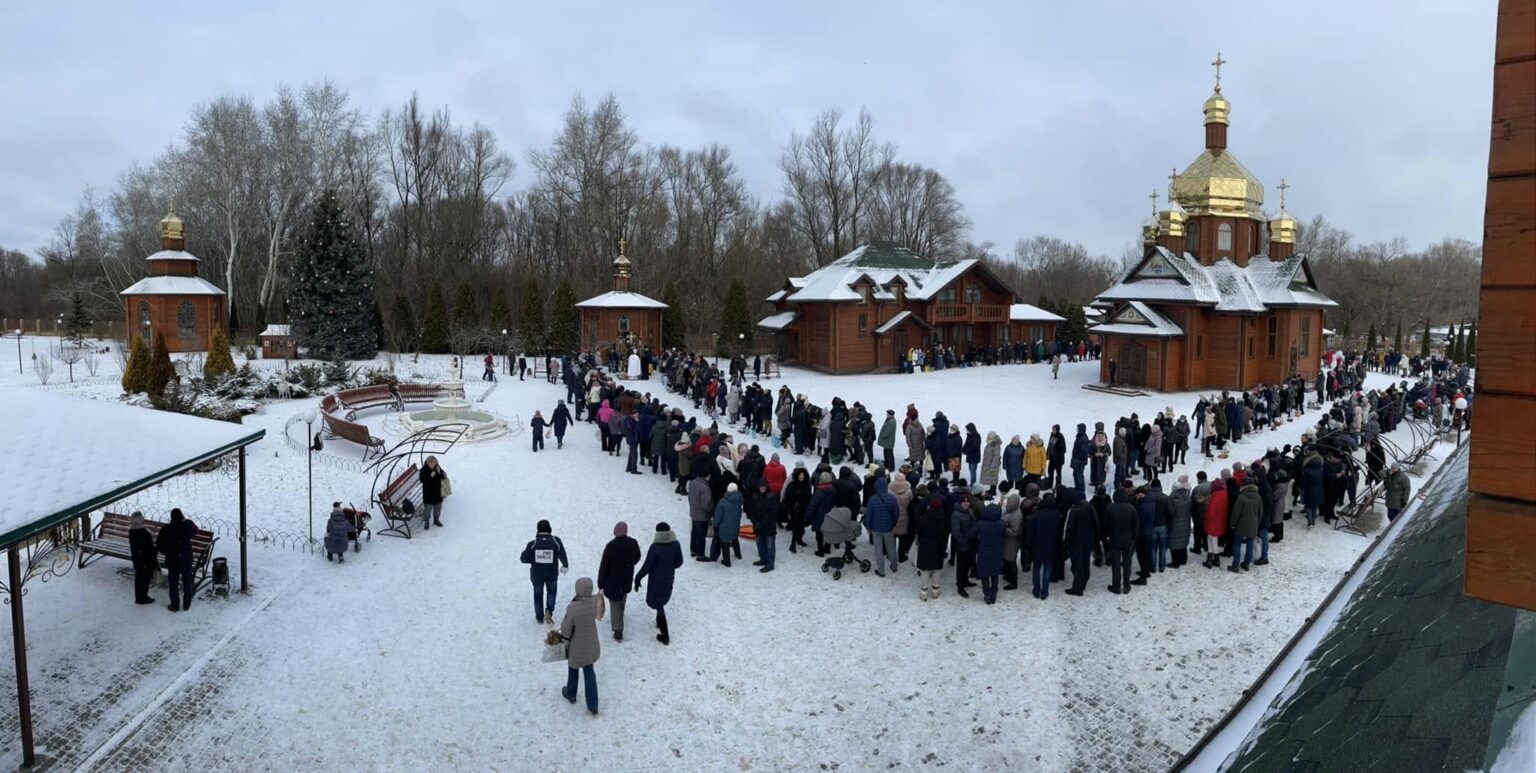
[617,237,627,256]
[1168,167,1179,198]
[167,193,176,214]
[1211,52,1227,92]
[1149,189,1159,216]
[1277,179,1290,209]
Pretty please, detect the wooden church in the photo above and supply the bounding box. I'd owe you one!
[119,203,227,353]
[1092,56,1336,392]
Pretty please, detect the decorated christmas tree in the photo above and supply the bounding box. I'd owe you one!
[287,190,378,359]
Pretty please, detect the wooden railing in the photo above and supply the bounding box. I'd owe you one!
[931,304,1007,322]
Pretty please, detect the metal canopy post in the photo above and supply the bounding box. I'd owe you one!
[9,547,35,767]
[239,447,249,594]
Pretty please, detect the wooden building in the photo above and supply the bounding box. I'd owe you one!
[758,241,1018,373]
[1091,60,1335,391]
[120,204,227,353]
[575,241,667,354]
[259,324,296,359]
[1466,0,1535,612]
[1008,303,1065,348]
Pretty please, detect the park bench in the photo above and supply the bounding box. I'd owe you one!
[79,512,218,591]
[373,463,422,539]
[322,412,387,460]
[397,384,449,404]
[335,385,401,419]
[1333,481,1382,537]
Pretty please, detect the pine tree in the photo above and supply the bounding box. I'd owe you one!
[661,281,686,350]
[204,325,236,380]
[389,292,416,352]
[65,292,92,345]
[1366,322,1377,352]
[122,334,150,393]
[518,277,546,352]
[720,279,754,356]
[1394,320,1403,353]
[1456,324,1468,362]
[489,287,512,333]
[287,190,378,359]
[420,284,450,353]
[1340,318,1352,348]
[1465,322,1477,367]
[452,280,481,333]
[1447,324,1460,362]
[549,278,580,354]
[147,332,176,397]
[1419,320,1431,358]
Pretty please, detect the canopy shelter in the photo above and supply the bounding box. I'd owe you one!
[0,391,263,767]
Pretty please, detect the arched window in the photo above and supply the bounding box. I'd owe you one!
[1185,222,1198,253]
[137,301,152,340]
[177,301,196,340]
[1217,223,1234,252]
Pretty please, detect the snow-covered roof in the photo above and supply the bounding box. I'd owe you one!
[574,291,668,309]
[120,275,227,296]
[0,391,265,547]
[260,324,291,337]
[872,310,931,334]
[765,290,789,303]
[1009,303,1065,323]
[1095,247,1336,312]
[756,311,798,331]
[1083,306,1105,319]
[782,242,1010,303]
[1090,301,1185,338]
[146,249,199,262]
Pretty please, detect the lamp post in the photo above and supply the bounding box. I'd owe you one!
[303,408,320,553]
[12,329,20,375]
[502,328,510,377]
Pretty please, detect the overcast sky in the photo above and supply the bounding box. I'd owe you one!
[0,0,1497,260]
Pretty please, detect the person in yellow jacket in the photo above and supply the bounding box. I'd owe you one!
[1023,433,1048,489]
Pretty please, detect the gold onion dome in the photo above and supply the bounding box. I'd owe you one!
[1202,90,1230,126]
[613,238,633,276]
[1142,215,1161,244]
[1268,181,1298,244]
[159,198,184,242]
[1158,201,1187,238]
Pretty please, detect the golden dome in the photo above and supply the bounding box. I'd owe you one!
[1172,150,1265,219]
[1142,215,1161,244]
[159,197,184,242]
[1268,208,1297,244]
[1202,90,1230,126]
[1158,202,1187,238]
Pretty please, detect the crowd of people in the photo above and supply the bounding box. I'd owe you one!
[895,339,1100,373]
[515,344,1469,714]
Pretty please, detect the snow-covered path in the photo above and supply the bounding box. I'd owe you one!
[0,355,1447,771]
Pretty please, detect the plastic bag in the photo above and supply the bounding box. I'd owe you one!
[541,629,567,663]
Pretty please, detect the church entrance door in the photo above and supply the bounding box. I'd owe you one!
[1119,340,1147,386]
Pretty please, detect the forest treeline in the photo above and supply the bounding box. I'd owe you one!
[0,81,1481,347]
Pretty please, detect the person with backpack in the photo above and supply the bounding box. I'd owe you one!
[520,520,569,625]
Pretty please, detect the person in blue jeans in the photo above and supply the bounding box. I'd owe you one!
[1027,495,1061,600]
[520,520,569,624]
[1153,524,1169,572]
[560,577,601,715]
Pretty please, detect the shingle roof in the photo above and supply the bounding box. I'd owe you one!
[1094,247,1336,312]
[782,242,998,303]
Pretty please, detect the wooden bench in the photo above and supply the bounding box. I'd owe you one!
[335,385,401,420]
[79,512,218,591]
[373,464,422,539]
[322,412,386,459]
[1334,482,1382,537]
[397,384,449,404]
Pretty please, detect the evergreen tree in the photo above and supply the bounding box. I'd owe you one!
[549,278,580,354]
[720,279,754,355]
[122,334,150,394]
[1394,320,1403,353]
[661,281,686,350]
[420,284,450,353]
[1456,324,1468,362]
[452,280,481,333]
[1447,324,1461,362]
[204,326,236,380]
[518,277,546,352]
[489,287,512,333]
[286,190,378,359]
[1465,322,1477,367]
[1340,318,1352,348]
[390,292,416,352]
[65,292,91,344]
[1419,320,1431,358]
[147,332,176,397]
[1366,322,1377,352]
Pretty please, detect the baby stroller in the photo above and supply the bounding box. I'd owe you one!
[342,503,372,552]
[819,506,871,580]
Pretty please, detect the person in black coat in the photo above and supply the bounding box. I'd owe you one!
[551,400,573,448]
[1026,495,1062,600]
[962,423,983,484]
[1070,423,1090,494]
[1046,425,1066,489]
[597,522,642,641]
[745,479,780,572]
[418,456,447,530]
[782,466,813,552]
[915,498,950,601]
[154,508,199,612]
[1104,497,1137,594]
[1064,498,1099,595]
[128,511,157,605]
[634,523,685,645]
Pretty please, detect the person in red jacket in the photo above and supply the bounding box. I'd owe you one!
[1203,471,1230,568]
[763,453,787,496]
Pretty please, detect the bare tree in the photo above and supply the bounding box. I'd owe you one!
[780,107,895,264]
[1003,236,1120,306]
[179,95,266,325]
[866,161,969,258]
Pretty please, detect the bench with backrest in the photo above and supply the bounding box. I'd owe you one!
[1334,481,1382,537]
[335,385,400,420]
[397,384,449,404]
[79,512,218,591]
[323,412,387,459]
[373,463,421,539]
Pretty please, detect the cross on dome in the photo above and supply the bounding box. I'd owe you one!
[1277,179,1290,209]
[1211,52,1227,92]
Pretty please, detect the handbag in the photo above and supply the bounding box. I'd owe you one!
[595,595,606,621]
[441,477,453,497]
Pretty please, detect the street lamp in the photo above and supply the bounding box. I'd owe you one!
[12,329,20,375]
[502,328,510,377]
[303,407,321,553]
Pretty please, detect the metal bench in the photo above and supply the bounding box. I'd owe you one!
[79,512,218,591]
[373,464,422,539]
[1333,482,1382,537]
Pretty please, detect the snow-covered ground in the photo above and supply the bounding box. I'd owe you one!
[0,347,1453,771]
